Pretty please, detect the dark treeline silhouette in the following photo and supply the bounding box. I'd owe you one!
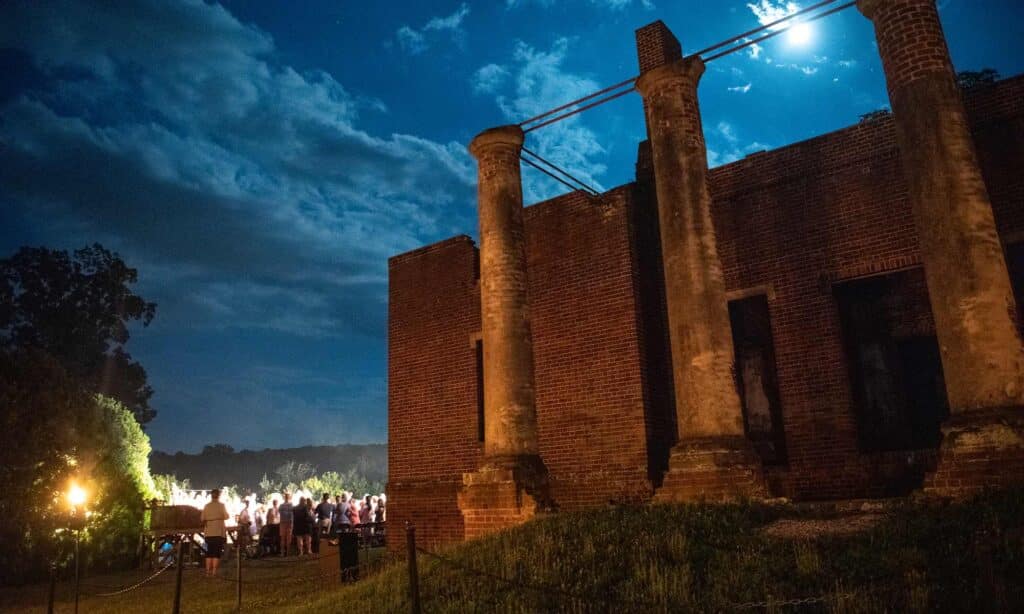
[150,443,387,493]
[0,244,157,423]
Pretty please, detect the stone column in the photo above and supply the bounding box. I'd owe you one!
[635,52,765,501]
[459,125,550,538]
[858,0,1024,496]
[471,125,540,464]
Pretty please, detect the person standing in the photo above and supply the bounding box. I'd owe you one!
[236,499,253,554]
[315,493,334,535]
[266,498,281,556]
[347,496,360,528]
[278,492,294,556]
[201,489,230,576]
[331,494,347,533]
[292,497,313,556]
[253,503,265,539]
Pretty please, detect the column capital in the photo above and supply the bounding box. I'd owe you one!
[468,125,524,159]
[634,56,705,99]
[856,0,936,21]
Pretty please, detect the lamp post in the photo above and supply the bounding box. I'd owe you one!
[67,484,87,614]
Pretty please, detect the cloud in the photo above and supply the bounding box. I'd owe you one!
[148,366,387,452]
[480,38,608,202]
[727,83,752,93]
[747,1,800,27]
[507,0,654,8]
[706,122,770,168]
[396,26,427,54]
[471,63,510,94]
[424,3,470,31]
[717,121,739,144]
[774,63,819,75]
[0,0,476,340]
[0,0,490,447]
[396,3,470,55]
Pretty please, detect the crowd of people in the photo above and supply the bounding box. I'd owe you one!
[233,491,386,557]
[170,486,386,569]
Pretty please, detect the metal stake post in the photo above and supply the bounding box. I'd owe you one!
[73,530,80,614]
[236,539,242,611]
[46,563,57,614]
[406,523,421,614]
[172,537,185,614]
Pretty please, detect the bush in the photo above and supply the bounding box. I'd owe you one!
[0,349,157,584]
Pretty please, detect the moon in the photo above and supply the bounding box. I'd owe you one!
[787,22,813,46]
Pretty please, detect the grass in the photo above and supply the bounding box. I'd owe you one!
[5,491,1023,613]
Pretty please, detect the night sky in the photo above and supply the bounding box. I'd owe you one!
[1,0,1022,453]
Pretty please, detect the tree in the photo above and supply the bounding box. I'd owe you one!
[275,461,316,490]
[859,109,892,123]
[0,348,157,583]
[0,244,157,423]
[957,68,999,90]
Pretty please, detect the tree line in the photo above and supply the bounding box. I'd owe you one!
[150,443,387,496]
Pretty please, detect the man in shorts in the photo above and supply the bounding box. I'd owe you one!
[201,489,230,576]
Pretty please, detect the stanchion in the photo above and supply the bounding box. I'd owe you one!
[73,530,81,614]
[236,541,242,612]
[171,537,185,614]
[46,562,57,614]
[406,523,421,614]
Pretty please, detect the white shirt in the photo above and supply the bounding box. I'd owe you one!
[201,501,229,538]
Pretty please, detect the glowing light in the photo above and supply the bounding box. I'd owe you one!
[68,483,87,508]
[787,22,813,46]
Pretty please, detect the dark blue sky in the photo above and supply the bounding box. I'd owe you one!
[2,0,1022,453]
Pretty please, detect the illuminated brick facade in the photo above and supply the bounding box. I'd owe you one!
[387,10,1024,550]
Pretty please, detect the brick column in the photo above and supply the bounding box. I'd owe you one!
[634,22,765,502]
[858,0,1024,496]
[459,125,550,538]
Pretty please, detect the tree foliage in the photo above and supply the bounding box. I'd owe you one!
[0,245,157,423]
[0,349,157,584]
[300,469,383,499]
[858,109,892,123]
[957,68,999,90]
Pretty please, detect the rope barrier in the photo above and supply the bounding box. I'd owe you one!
[79,560,176,597]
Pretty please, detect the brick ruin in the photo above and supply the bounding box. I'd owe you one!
[387,0,1024,551]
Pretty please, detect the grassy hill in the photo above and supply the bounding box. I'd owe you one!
[149,443,386,492]
[8,490,1022,613]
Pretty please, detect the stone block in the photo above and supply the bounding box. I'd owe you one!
[654,437,767,502]
[458,456,552,540]
[923,408,1024,498]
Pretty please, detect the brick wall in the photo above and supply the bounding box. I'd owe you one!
[388,187,663,548]
[387,75,1024,545]
[387,236,481,552]
[525,186,657,511]
[704,74,1024,499]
